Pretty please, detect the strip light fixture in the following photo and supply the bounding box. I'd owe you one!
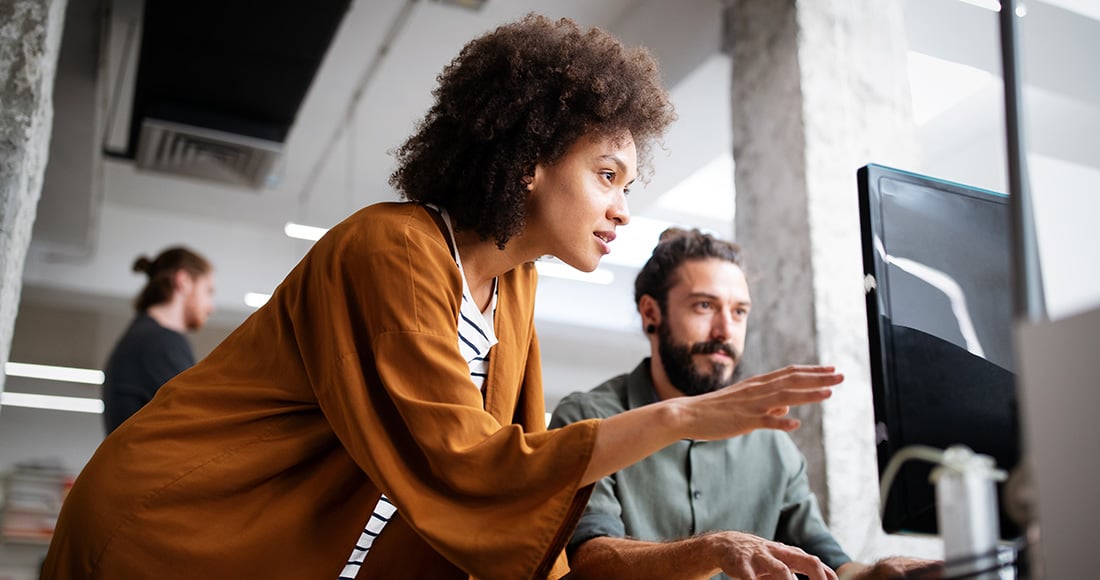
[284,221,327,241]
[0,392,104,414]
[4,362,105,385]
[2,362,106,413]
[244,292,272,308]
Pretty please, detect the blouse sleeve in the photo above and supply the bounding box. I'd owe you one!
[283,206,600,579]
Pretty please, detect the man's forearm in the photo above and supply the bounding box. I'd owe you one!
[568,535,721,580]
[570,531,838,580]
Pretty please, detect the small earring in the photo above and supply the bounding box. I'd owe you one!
[645,324,656,334]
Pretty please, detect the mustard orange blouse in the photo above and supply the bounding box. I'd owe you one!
[42,202,599,579]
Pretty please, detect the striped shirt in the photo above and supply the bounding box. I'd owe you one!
[338,205,498,579]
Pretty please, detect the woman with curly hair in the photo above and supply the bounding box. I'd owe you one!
[43,14,841,580]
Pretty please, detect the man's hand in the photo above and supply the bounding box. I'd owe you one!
[838,557,944,580]
[705,531,837,580]
[569,533,837,580]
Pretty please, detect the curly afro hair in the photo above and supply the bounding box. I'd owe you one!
[391,13,676,248]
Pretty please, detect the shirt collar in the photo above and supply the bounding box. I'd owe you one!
[625,358,662,410]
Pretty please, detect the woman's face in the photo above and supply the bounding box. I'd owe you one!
[525,132,636,272]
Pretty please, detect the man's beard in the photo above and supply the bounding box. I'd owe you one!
[183,303,205,332]
[656,321,742,396]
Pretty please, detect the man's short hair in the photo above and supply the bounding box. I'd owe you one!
[633,227,743,312]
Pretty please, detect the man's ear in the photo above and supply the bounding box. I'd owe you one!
[638,295,661,333]
[173,270,194,294]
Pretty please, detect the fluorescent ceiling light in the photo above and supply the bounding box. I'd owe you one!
[244,292,272,308]
[535,261,614,285]
[907,51,997,126]
[284,221,328,241]
[4,362,104,385]
[1,392,104,414]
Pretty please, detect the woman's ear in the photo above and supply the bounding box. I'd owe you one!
[526,162,545,192]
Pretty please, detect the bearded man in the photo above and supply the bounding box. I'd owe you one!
[551,228,937,580]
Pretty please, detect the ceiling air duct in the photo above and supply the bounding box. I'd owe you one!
[135,119,282,190]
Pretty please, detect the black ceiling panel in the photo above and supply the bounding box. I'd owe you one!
[125,0,352,157]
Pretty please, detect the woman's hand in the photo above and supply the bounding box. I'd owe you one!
[669,365,843,441]
[581,364,842,486]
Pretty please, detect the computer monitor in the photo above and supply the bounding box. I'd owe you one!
[857,163,1021,540]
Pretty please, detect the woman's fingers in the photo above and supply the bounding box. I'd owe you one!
[687,365,842,440]
[727,368,844,400]
[756,415,801,431]
[769,387,835,407]
[746,364,837,384]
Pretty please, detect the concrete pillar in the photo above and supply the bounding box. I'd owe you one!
[0,0,68,398]
[727,0,940,561]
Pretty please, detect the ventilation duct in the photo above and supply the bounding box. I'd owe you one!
[135,119,282,190]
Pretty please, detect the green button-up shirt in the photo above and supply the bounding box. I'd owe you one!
[550,360,851,576]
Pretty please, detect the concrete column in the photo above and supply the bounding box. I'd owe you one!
[727,0,940,560]
[0,0,68,398]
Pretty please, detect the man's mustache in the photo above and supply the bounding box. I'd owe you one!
[689,340,740,361]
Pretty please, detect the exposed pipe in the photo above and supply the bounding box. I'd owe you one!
[296,0,421,206]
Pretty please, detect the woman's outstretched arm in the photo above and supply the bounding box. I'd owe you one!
[581,365,843,485]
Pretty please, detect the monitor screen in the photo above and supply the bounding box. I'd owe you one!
[857,164,1020,539]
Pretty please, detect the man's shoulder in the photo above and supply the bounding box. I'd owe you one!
[551,374,632,425]
[122,315,187,346]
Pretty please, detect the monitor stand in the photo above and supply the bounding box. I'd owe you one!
[933,445,1006,580]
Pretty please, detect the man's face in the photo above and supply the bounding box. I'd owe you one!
[182,272,216,331]
[655,258,751,396]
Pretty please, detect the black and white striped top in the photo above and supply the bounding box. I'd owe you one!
[338,205,498,579]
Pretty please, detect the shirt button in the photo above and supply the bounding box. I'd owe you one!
[692,490,703,500]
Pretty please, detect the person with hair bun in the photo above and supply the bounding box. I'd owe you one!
[101,246,215,434]
[45,15,840,579]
